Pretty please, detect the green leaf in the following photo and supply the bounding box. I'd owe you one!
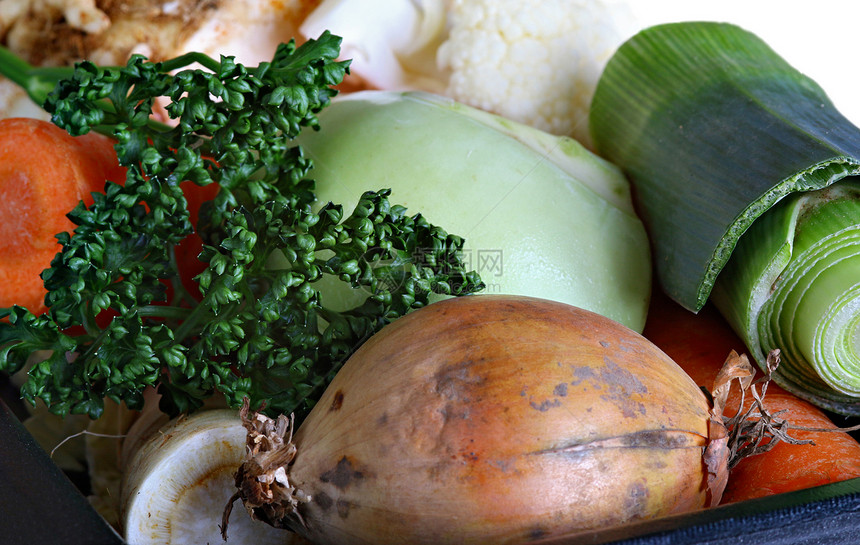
[590,21,860,312]
[590,21,860,415]
[0,33,483,424]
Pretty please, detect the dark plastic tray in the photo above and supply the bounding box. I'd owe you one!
[0,398,124,545]
[2,394,859,545]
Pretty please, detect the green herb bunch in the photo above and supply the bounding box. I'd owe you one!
[0,32,483,421]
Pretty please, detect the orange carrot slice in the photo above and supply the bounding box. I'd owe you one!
[0,118,124,314]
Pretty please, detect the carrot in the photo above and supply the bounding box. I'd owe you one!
[173,179,219,300]
[0,118,124,315]
[643,288,860,504]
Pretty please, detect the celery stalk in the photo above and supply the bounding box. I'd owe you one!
[590,22,860,413]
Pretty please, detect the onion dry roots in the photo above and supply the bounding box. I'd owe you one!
[232,295,728,544]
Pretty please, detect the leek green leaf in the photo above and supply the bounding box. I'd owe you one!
[590,21,860,414]
[590,21,860,312]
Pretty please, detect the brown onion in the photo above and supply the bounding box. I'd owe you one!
[229,295,728,544]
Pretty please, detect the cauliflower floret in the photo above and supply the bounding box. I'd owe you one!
[439,0,634,147]
[301,0,635,148]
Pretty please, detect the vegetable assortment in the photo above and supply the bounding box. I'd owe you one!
[1,7,860,545]
[0,33,482,422]
[590,21,860,414]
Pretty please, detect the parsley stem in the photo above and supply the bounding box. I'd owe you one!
[157,51,222,73]
[172,295,222,343]
[0,45,174,139]
[137,305,194,320]
[0,45,72,108]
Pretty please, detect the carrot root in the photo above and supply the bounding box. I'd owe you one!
[0,118,123,314]
[643,289,860,504]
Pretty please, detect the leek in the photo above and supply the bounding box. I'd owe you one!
[714,182,860,412]
[590,22,860,413]
[296,90,653,332]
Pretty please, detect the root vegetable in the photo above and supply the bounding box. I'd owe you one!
[120,409,309,544]
[0,117,123,314]
[228,295,728,545]
[644,289,860,503]
[296,90,653,333]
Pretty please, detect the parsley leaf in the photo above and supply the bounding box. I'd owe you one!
[0,32,483,421]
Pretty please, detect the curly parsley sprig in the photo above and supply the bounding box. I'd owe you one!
[0,32,483,421]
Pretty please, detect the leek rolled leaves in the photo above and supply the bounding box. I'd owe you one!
[297,90,652,332]
[590,22,860,414]
[713,182,860,413]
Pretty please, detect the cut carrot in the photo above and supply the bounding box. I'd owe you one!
[721,390,860,502]
[0,118,124,315]
[173,179,219,300]
[74,130,127,186]
[643,288,860,504]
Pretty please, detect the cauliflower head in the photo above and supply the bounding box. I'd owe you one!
[301,0,636,148]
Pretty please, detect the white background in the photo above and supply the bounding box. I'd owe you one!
[626,1,860,126]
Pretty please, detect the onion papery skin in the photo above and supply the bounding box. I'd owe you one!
[245,295,724,545]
